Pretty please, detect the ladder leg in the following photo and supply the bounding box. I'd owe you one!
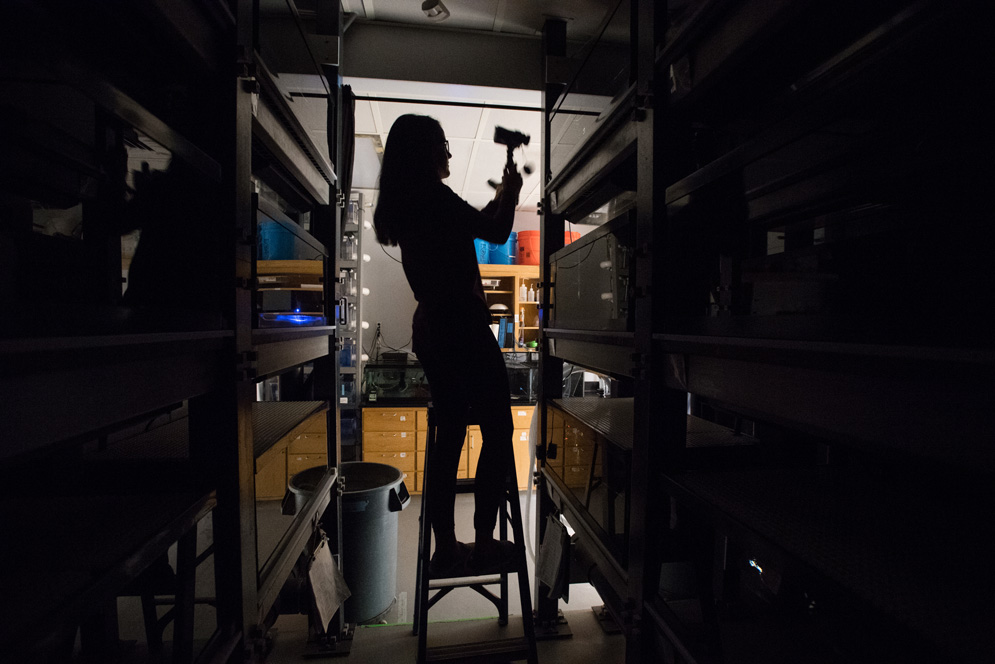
[498,480,510,626]
[506,474,539,664]
[415,405,437,663]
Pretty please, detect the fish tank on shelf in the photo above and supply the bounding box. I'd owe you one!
[362,353,537,404]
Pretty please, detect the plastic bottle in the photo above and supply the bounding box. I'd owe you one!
[528,283,535,302]
[519,281,527,301]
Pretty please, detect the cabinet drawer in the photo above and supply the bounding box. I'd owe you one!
[363,450,416,473]
[363,430,416,452]
[289,431,327,454]
[288,453,327,478]
[363,408,418,431]
[511,406,535,430]
[415,408,429,431]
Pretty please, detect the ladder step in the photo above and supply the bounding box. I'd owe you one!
[425,636,532,664]
[429,573,503,588]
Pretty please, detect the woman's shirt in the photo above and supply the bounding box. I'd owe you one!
[396,182,515,337]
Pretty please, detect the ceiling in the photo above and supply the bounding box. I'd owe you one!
[337,0,624,40]
[266,0,629,213]
[346,78,544,211]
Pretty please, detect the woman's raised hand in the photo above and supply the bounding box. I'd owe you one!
[502,164,523,198]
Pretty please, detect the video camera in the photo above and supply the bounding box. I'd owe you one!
[489,127,533,188]
[494,126,530,151]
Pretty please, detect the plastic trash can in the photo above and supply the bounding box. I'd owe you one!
[287,462,410,624]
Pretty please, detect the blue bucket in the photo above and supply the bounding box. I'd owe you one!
[474,238,490,263]
[489,232,517,265]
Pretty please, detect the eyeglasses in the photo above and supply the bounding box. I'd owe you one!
[442,140,450,154]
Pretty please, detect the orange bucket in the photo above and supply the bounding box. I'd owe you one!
[516,230,582,265]
[517,230,540,265]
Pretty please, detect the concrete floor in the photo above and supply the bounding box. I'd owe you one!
[264,491,623,663]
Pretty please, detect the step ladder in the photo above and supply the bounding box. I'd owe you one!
[413,405,539,664]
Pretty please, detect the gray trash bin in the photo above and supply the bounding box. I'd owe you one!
[286,462,409,624]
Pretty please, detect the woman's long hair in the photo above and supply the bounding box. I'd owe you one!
[373,114,446,246]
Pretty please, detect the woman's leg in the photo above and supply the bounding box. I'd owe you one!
[466,326,514,542]
[414,342,470,558]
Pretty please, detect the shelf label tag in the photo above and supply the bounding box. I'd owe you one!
[401,432,407,438]
[400,415,406,421]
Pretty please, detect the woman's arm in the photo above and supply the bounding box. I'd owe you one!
[466,164,523,244]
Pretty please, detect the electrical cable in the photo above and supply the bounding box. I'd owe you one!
[553,233,597,269]
[379,241,403,264]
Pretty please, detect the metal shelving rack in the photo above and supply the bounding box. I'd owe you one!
[336,191,364,459]
[0,0,348,660]
[537,1,994,663]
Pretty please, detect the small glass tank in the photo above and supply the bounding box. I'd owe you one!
[363,359,431,403]
[361,353,537,404]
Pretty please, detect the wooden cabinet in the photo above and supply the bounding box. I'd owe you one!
[364,405,536,493]
[479,264,540,353]
[255,449,288,501]
[254,409,328,501]
[362,406,423,490]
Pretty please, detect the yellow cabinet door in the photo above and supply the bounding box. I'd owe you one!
[255,448,287,500]
[513,429,534,490]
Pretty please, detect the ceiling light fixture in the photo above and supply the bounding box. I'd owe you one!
[422,0,450,21]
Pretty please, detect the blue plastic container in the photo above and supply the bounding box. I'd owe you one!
[474,238,490,263]
[259,221,295,260]
[488,232,517,265]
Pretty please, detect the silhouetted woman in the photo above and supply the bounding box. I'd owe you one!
[373,114,523,575]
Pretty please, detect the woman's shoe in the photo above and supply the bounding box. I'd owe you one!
[467,539,517,575]
[429,541,472,578]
